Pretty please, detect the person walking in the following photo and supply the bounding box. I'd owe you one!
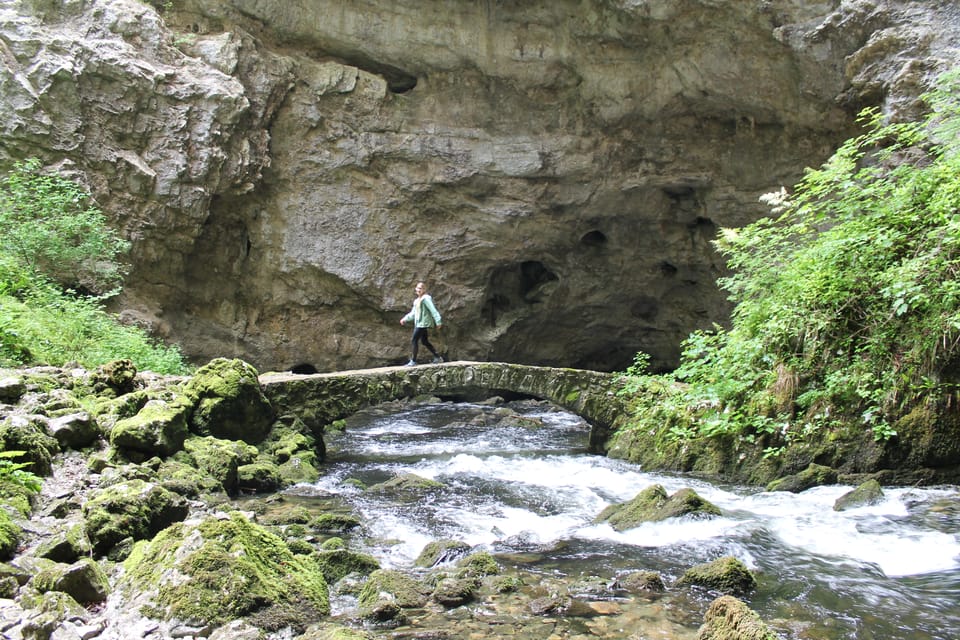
[400,281,444,366]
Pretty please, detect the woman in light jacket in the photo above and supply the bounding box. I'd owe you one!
[400,281,443,366]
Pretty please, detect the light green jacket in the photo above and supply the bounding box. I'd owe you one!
[402,294,442,328]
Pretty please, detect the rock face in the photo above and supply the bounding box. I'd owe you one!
[1,0,958,372]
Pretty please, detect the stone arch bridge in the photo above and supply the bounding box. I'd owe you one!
[260,361,627,452]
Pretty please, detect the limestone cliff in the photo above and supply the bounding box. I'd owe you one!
[1,0,957,372]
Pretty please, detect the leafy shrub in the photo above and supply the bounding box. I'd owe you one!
[621,70,960,445]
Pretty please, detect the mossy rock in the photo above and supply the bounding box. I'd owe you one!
[414,539,472,568]
[0,508,21,560]
[92,359,137,396]
[431,576,477,608]
[32,557,110,604]
[81,479,189,555]
[358,569,430,611]
[185,358,275,444]
[156,459,224,498]
[455,551,500,580]
[0,415,60,476]
[183,436,259,495]
[315,548,380,584]
[696,595,778,640]
[278,451,321,486]
[309,513,362,535]
[121,512,329,628]
[297,623,377,640]
[110,396,192,458]
[48,412,99,450]
[616,570,666,593]
[238,461,282,493]
[676,556,757,596]
[596,485,721,531]
[833,479,885,511]
[766,463,838,493]
[364,473,443,500]
[34,521,91,563]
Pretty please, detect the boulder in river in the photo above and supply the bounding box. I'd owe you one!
[595,484,721,531]
[696,595,779,640]
[834,479,885,511]
[677,556,757,596]
[766,463,837,493]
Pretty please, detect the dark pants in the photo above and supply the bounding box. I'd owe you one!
[411,327,438,361]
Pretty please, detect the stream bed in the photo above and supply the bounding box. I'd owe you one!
[292,399,960,639]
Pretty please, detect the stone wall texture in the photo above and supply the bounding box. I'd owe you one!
[1,0,958,372]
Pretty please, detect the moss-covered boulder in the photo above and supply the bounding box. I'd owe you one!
[92,359,137,396]
[182,436,259,495]
[238,461,282,493]
[616,570,666,593]
[364,473,443,500]
[596,485,721,531]
[155,458,224,498]
[414,539,472,568]
[358,569,430,611]
[455,551,501,580]
[185,358,275,444]
[32,557,110,604]
[309,513,362,535]
[315,547,380,584]
[0,415,60,476]
[110,396,192,458]
[121,512,329,628]
[34,521,91,563]
[431,576,477,607]
[677,557,757,596]
[278,451,321,486]
[834,479,885,511]
[696,595,779,640]
[0,376,26,403]
[81,479,189,555]
[0,508,21,560]
[766,463,838,493]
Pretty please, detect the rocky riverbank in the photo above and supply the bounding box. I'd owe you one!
[0,358,791,639]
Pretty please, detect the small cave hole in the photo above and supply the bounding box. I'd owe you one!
[520,260,558,299]
[580,230,608,247]
[659,261,678,277]
[290,363,318,375]
[387,75,418,94]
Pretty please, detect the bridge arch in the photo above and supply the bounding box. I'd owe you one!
[260,361,626,452]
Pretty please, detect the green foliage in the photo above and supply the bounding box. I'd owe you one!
[620,70,960,446]
[0,160,190,374]
[0,451,42,494]
[0,159,129,294]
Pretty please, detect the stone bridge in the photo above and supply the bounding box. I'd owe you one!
[260,361,627,452]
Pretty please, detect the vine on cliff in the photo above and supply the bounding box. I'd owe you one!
[621,70,960,447]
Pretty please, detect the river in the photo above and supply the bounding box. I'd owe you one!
[301,398,960,639]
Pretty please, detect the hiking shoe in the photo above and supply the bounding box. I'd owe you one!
[432,356,444,364]
[404,360,416,367]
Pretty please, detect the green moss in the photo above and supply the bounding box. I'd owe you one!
[315,548,380,583]
[185,358,275,444]
[82,479,188,554]
[122,512,329,627]
[455,551,500,580]
[0,508,21,560]
[358,569,428,610]
[676,556,757,596]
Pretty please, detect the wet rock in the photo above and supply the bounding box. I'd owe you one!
[431,576,477,607]
[455,551,501,580]
[529,593,572,615]
[415,539,472,568]
[358,569,430,611]
[309,513,362,535]
[364,473,444,500]
[81,479,189,555]
[696,595,778,640]
[595,485,721,531]
[185,358,275,444]
[677,556,757,596]
[315,547,380,584]
[766,463,837,493]
[615,570,666,594]
[834,479,885,511]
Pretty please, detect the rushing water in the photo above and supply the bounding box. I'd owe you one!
[303,399,960,640]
